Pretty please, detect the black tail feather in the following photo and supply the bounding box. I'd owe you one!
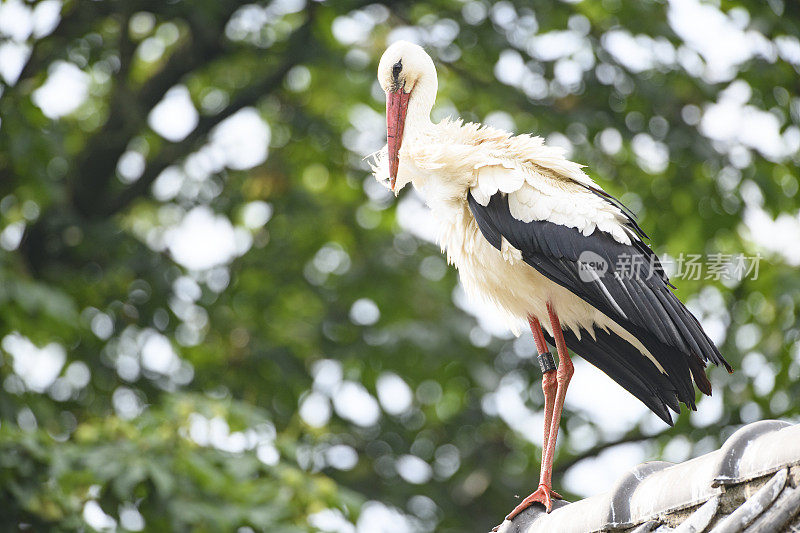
[543,327,678,426]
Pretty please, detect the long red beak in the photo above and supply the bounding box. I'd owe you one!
[386,88,411,191]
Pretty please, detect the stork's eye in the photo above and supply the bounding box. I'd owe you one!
[392,60,402,80]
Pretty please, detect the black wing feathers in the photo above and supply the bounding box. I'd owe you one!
[578,183,648,240]
[578,183,678,287]
[468,192,731,416]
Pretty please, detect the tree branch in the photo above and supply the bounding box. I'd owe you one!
[69,6,239,217]
[552,430,651,477]
[17,1,116,83]
[103,18,316,216]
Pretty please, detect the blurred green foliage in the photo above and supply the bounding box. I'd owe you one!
[0,0,799,531]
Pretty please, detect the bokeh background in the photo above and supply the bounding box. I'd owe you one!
[1,0,799,531]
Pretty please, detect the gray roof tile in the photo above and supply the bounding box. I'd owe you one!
[495,420,800,533]
[708,467,787,533]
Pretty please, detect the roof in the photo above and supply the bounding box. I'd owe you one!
[495,420,800,533]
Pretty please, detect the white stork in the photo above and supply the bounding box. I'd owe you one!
[371,41,731,520]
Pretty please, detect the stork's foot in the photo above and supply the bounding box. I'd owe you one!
[505,484,562,520]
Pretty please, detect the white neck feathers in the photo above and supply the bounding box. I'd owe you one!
[403,72,437,142]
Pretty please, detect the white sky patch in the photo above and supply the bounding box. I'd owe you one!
[487,361,652,446]
[311,243,351,280]
[376,372,413,415]
[602,31,677,73]
[494,49,526,86]
[741,351,775,398]
[165,206,242,270]
[0,41,30,84]
[345,103,384,157]
[0,0,60,42]
[241,200,273,229]
[452,282,518,338]
[32,0,61,38]
[326,444,359,470]
[2,332,66,393]
[65,361,91,389]
[528,30,584,62]
[226,5,268,43]
[775,35,800,65]
[332,381,380,427]
[152,166,184,201]
[91,312,113,339]
[396,454,433,484]
[482,373,543,444]
[356,501,417,533]
[312,359,343,396]
[396,191,440,243]
[186,413,278,459]
[599,128,623,155]
[148,85,199,142]
[1,221,25,251]
[332,13,373,46]
[208,417,230,449]
[668,0,775,82]
[742,205,800,266]
[183,143,225,180]
[686,287,729,348]
[139,329,180,375]
[112,386,144,419]
[309,509,356,533]
[554,58,583,87]
[32,61,89,118]
[187,413,209,445]
[690,389,724,427]
[83,501,117,532]
[117,150,146,183]
[701,80,799,161]
[173,275,201,302]
[631,133,669,174]
[0,0,32,41]
[209,416,247,453]
[546,132,574,159]
[566,359,650,437]
[564,442,648,497]
[210,108,270,170]
[498,30,593,95]
[350,298,380,326]
[299,391,331,427]
[119,504,145,532]
[257,442,280,465]
[484,111,515,133]
[386,26,423,47]
[138,37,166,63]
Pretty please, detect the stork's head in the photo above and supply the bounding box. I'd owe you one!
[378,41,437,191]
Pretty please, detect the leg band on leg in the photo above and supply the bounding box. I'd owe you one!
[538,351,556,374]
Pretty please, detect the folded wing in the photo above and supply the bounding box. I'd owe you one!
[468,160,730,422]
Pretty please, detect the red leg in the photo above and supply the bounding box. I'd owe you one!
[539,302,573,493]
[529,316,555,461]
[504,315,565,521]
